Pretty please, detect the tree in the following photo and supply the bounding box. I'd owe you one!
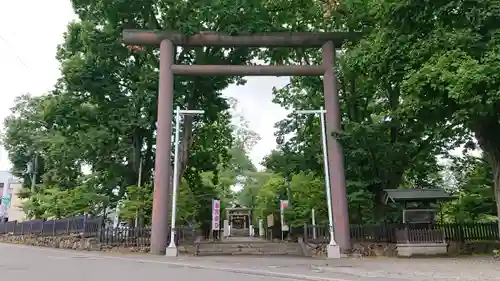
[8,0,498,230]
[118,184,153,225]
[2,94,83,191]
[228,97,261,156]
[265,58,443,222]
[441,155,497,223]
[350,0,500,226]
[254,175,286,222]
[287,172,328,227]
[21,178,109,219]
[260,0,466,223]
[119,179,200,226]
[2,0,294,223]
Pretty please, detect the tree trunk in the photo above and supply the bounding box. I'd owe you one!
[474,118,500,237]
[492,161,500,237]
[373,187,386,222]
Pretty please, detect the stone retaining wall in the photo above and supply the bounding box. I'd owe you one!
[1,233,498,257]
[308,241,500,257]
[0,233,197,254]
[308,242,398,257]
[0,233,151,253]
[0,233,101,250]
[447,241,500,255]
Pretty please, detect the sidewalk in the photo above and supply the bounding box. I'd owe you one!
[311,257,500,281]
[174,255,500,281]
[99,253,500,281]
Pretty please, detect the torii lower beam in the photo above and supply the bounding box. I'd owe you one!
[171,65,325,76]
[123,30,360,256]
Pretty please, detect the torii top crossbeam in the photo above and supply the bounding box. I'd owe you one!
[123,29,361,47]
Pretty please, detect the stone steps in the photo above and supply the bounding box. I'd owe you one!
[195,241,304,256]
[224,236,262,242]
[230,228,249,237]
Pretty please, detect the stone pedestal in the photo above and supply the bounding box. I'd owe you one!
[258,219,264,237]
[223,219,229,237]
[396,243,447,257]
[327,244,341,259]
[165,246,179,257]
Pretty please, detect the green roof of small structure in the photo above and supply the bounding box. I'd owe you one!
[383,188,452,204]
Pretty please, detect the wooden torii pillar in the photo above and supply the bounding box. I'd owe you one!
[122,30,361,255]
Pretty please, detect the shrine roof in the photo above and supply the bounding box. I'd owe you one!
[226,207,250,210]
[383,188,452,203]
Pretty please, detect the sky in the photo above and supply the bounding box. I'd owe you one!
[0,0,289,171]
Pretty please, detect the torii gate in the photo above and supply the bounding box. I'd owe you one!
[122,30,360,255]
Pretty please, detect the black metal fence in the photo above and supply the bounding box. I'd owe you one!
[0,216,101,236]
[298,222,500,243]
[97,225,204,246]
[2,217,498,247]
[0,216,213,247]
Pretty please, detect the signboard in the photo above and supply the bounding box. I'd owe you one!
[403,209,437,224]
[0,204,7,218]
[1,196,11,207]
[212,199,221,230]
[280,200,289,231]
[267,214,274,227]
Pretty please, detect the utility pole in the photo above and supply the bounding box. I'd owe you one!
[312,208,317,240]
[134,159,143,228]
[29,154,38,193]
[285,178,292,237]
[295,107,340,258]
[166,106,204,257]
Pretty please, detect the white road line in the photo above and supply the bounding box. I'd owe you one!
[47,256,70,260]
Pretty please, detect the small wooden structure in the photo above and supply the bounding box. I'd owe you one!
[383,188,452,257]
[223,206,252,237]
[226,207,251,229]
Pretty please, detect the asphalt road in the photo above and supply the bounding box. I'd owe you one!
[2,244,498,281]
[0,244,354,281]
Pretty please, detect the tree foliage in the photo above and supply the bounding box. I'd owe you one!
[259,0,500,225]
[441,155,497,223]
[2,0,499,230]
[2,0,280,222]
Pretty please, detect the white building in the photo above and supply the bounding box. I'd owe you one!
[0,171,24,222]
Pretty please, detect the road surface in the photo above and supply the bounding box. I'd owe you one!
[0,243,364,281]
[1,243,499,281]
